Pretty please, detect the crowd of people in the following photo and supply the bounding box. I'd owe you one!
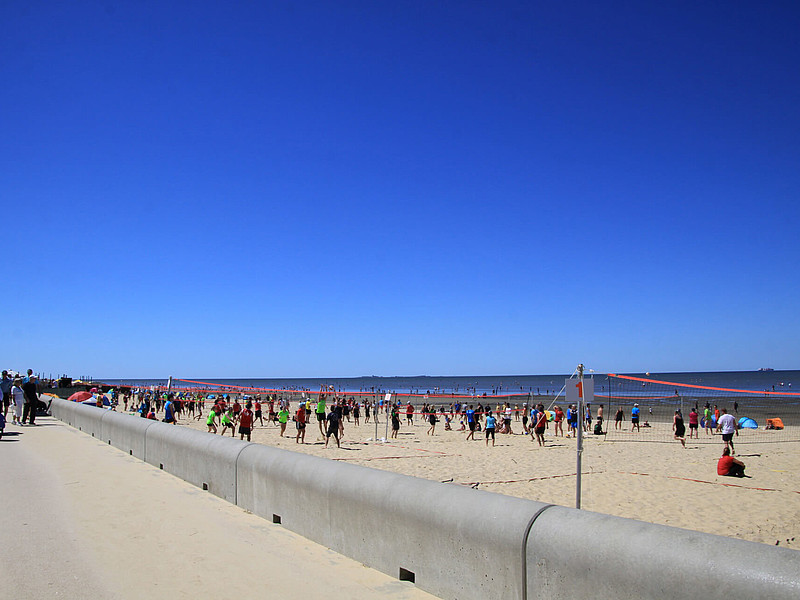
[0,372,752,479]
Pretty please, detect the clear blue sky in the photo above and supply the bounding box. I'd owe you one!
[3,1,799,378]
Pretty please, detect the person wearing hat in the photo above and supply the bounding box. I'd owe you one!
[21,372,39,425]
[10,379,25,425]
[630,403,640,432]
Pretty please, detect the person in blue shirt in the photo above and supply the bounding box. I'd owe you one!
[164,397,177,424]
[485,411,496,446]
[631,403,640,432]
[465,405,476,441]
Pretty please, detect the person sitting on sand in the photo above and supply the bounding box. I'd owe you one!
[444,414,452,430]
[717,447,746,477]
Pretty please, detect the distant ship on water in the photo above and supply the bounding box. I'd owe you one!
[758,367,775,372]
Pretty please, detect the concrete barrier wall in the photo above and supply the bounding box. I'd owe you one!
[143,423,250,504]
[48,397,76,424]
[525,506,800,600]
[236,443,548,600]
[47,405,800,600]
[70,402,107,438]
[100,410,155,460]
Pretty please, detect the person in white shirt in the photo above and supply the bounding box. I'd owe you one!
[11,379,25,425]
[716,408,738,455]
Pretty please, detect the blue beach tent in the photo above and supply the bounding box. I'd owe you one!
[738,417,758,429]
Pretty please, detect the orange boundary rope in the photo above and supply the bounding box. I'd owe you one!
[608,373,800,396]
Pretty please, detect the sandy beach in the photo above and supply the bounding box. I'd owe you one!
[166,406,800,551]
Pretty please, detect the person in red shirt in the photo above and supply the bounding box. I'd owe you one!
[295,403,307,444]
[238,402,254,441]
[254,400,263,426]
[717,447,746,477]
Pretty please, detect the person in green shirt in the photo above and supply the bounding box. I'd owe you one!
[221,408,236,437]
[206,405,219,434]
[278,407,290,437]
[316,394,327,438]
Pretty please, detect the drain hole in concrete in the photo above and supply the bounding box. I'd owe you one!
[129,450,133,455]
[202,483,208,491]
[159,464,164,470]
[273,514,282,524]
[399,568,415,583]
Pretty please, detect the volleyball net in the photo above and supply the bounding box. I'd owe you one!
[597,374,799,444]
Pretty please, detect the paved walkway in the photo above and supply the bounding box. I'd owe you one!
[0,416,439,600]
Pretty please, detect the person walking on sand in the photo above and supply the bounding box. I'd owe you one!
[704,404,713,435]
[465,405,477,440]
[673,409,686,448]
[716,408,738,455]
[688,407,699,439]
[278,405,289,437]
[485,411,496,447]
[426,408,437,436]
[406,402,414,426]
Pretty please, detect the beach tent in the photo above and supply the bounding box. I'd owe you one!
[766,418,784,430]
[737,417,758,429]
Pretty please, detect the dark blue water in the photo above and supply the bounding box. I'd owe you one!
[102,370,798,397]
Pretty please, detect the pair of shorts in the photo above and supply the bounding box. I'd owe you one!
[689,423,698,429]
[722,432,734,442]
[239,426,251,435]
[631,417,639,423]
[327,426,339,438]
[317,412,325,422]
[535,426,545,435]
[468,421,476,432]
[485,427,495,440]
[296,422,306,430]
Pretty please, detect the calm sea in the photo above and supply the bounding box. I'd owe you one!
[102,370,798,396]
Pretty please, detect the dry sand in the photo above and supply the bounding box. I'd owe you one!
[174,408,800,550]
